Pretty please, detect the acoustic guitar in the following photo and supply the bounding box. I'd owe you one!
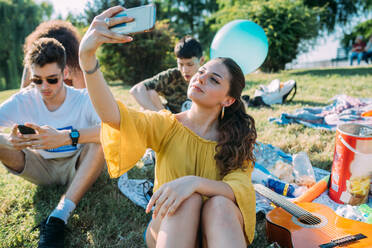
[254,184,372,248]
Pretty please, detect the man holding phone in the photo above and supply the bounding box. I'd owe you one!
[130,36,204,113]
[0,38,104,247]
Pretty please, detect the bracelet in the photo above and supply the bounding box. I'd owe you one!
[83,60,100,74]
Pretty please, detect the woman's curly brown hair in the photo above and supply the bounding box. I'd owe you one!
[214,57,257,176]
[23,20,81,71]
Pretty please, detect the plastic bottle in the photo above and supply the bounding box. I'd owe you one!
[292,152,316,187]
[252,167,305,198]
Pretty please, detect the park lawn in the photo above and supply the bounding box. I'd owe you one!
[0,66,371,247]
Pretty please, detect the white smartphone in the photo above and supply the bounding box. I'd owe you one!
[110,4,156,35]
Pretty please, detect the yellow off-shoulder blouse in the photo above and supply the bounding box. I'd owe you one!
[101,100,256,243]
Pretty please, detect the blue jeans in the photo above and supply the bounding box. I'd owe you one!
[364,51,372,63]
[350,52,365,65]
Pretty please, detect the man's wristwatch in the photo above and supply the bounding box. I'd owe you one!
[69,129,80,147]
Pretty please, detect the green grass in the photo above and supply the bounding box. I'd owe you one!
[0,66,371,247]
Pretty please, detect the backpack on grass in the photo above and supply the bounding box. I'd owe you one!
[243,79,297,107]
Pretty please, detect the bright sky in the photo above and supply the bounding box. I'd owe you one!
[39,0,89,18]
[37,0,370,63]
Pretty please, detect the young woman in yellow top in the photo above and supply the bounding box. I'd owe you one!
[79,6,257,248]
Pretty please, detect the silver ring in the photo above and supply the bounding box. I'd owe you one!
[104,17,111,26]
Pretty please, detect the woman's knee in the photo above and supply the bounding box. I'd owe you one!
[150,193,202,230]
[202,196,242,223]
[187,193,203,204]
[178,193,203,213]
[146,193,202,246]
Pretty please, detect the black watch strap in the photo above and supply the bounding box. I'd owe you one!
[69,129,80,147]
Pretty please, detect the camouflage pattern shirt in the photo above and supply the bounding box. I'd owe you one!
[143,68,189,113]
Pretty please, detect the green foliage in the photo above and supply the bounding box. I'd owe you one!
[99,21,177,85]
[223,0,372,33]
[155,0,218,34]
[0,0,52,90]
[153,0,218,43]
[83,0,147,24]
[81,0,177,85]
[212,0,322,72]
[303,0,372,32]
[341,19,372,48]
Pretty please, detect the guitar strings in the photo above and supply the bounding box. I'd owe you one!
[260,186,345,237]
[280,194,347,238]
[256,185,348,238]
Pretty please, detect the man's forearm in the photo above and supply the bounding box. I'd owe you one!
[78,125,101,144]
[131,88,164,111]
[60,126,101,146]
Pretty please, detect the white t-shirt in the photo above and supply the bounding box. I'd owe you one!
[0,85,101,159]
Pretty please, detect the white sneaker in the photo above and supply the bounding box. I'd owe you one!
[255,79,296,105]
[118,173,154,209]
[280,80,296,102]
[142,149,155,166]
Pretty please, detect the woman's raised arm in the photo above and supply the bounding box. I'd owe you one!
[79,6,133,129]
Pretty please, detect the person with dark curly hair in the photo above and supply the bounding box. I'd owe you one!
[79,6,257,247]
[21,20,85,89]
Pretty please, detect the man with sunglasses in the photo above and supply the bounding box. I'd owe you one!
[21,20,85,89]
[0,38,104,247]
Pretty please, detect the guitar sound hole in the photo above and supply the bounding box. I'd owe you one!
[298,215,321,225]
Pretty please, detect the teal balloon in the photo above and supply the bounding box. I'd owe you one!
[210,20,268,74]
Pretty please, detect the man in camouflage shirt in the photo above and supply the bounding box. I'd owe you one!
[130,36,204,113]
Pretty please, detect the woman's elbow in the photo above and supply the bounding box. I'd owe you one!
[102,119,120,130]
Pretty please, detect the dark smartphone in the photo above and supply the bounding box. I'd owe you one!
[18,125,36,134]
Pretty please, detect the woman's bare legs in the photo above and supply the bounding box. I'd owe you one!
[146,193,202,248]
[201,196,247,248]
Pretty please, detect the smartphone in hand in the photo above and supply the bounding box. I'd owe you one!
[18,125,36,134]
[110,4,156,35]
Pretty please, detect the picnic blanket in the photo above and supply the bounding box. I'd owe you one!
[253,142,371,224]
[269,95,372,131]
[118,141,371,224]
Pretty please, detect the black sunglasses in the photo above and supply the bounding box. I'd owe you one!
[31,77,59,85]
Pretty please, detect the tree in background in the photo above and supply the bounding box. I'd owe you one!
[80,0,177,85]
[303,0,372,33]
[210,0,372,71]
[47,0,372,77]
[0,0,52,90]
[341,19,372,48]
[154,0,218,49]
[1,0,371,89]
[99,21,177,85]
[211,0,322,72]
[83,0,147,24]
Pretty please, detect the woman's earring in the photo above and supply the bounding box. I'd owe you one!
[221,106,225,119]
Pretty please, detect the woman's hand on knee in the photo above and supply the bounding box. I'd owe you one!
[146,176,200,218]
